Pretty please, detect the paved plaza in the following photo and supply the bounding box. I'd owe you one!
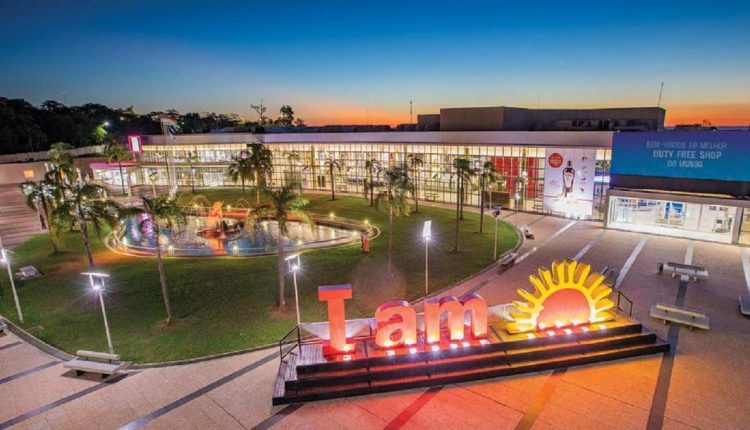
[2,212,750,429]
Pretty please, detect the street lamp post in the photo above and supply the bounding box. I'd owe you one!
[82,272,114,354]
[422,221,432,296]
[0,247,23,322]
[493,208,502,261]
[149,172,158,197]
[285,254,302,326]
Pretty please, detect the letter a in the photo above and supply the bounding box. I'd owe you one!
[375,301,417,348]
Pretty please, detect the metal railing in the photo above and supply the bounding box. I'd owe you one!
[279,324,303,362]
[615,290,633,317]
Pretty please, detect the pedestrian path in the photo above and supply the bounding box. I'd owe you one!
[0,184,42,248]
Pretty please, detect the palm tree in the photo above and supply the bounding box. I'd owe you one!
[376,163,412,274]
[406,153,424,212]
[323,157,342,200]
[364,158,381,206]
[51,183,120,268]
[477,161,500,234]
[283,150,301,188]
[227,152,253,194]
[246,143,274,206]
[185,150,200,194]
[104,140,132,196]
[22,179,61,252]
[451,158,475,252]
[268,185,313,308]
[122,196,185,323]
[46,142,75,186]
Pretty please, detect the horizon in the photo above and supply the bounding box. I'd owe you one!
[1,1,749,126]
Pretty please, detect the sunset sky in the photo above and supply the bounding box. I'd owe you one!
[1,1,748,126]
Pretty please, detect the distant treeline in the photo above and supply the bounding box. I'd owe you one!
[0,97,305,155]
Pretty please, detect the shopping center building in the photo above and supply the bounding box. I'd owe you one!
[88,106,750,245]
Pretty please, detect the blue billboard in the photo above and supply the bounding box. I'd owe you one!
[611,131,750,182]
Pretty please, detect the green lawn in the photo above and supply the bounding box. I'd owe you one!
[0,191,518,362]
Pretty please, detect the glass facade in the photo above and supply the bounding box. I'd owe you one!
[131,142,612,220]
[607,196,738,243]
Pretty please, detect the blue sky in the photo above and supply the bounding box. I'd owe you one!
[1,0,748,125]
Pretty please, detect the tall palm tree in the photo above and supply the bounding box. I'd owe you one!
[104,140,132,196]
[51,183,120,268]
[227,152,253,194]
[268,185,313,308]
[22,179,61,252]
[246,143,274,206]
[364,158,381,206]
[122,196,185,323]
[185,150,200,194]
[323,157,342,200]
[451,158,475,252]
[376,163,412,274]
[406,153,424,212]
[46,142,75,186]
[477,161,500,234]
[283,150,301,188]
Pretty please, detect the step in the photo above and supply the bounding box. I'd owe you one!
[273,341,669,404]
[286,332,657,391]
[295,322,644,376]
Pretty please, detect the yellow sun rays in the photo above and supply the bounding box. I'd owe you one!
[506,259,615,334]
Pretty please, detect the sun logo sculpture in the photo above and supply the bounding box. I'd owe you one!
[506,259,615,334]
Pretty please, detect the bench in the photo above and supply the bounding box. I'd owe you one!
[424,192,438,202]
[0,320,6,334]
[650,303,709,331]
[15,265,42,280]
[520,225,534,239]
[64,350,131,379]
[499,252,518,267]
[657,262,709,281]
[740,296,750,316]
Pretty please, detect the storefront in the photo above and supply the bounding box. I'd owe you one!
[607,131,750,244]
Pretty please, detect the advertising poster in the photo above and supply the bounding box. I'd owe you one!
[543,148,596,218]
[611,131,750,182]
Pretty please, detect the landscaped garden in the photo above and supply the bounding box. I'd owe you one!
[0,190,518,362]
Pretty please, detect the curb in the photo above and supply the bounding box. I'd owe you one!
[0,316,73,362]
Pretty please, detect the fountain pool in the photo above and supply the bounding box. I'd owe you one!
[112,213,369,257]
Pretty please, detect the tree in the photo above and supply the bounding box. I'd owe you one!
[477,161,500,234]
[451,158,476,252]
[185,150,200,193]
[122,196,185,324]
[323,157,342,200]
[364,158,381,206]
[51,183,120,268]
[277,105,295,126]
[406,153,424,212]
[251,100,268,126]
[22,179,61,252]
[103,139,132,196]
[227,152,253,194]
[267,185,313,308]
[245,143,274,206]
[283,150,301,188]
[46,142,75,185]
[376,163,412,274]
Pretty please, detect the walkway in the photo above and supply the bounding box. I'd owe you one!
[2,200,750,428]
[0,185,42,248]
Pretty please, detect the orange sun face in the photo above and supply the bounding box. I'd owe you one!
[506,259,614,334]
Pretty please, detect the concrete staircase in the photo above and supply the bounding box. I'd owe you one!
[0,184,43,248]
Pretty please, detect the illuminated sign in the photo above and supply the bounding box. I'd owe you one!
[542,148,596,218]
[611,131,750,183]
[318,260,613,355]
[128,135,142,153]
[507,259,614,333]
[318,284,488,354]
